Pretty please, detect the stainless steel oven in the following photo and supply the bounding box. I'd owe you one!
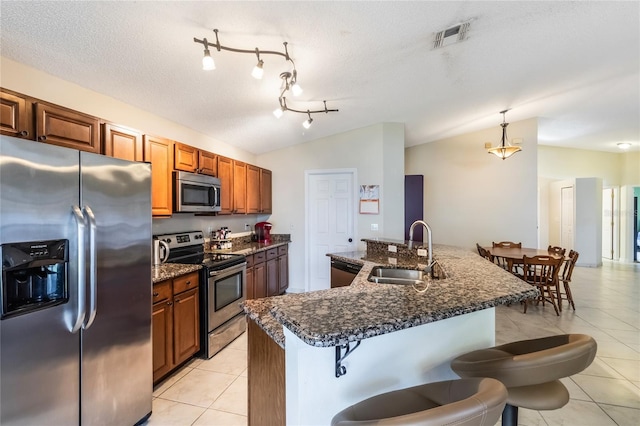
[154,231,247,359]
[173,171,221,213]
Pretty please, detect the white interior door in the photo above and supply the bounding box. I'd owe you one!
[306,170,356,292]
[602,188,613,259]
[561,186,574,249]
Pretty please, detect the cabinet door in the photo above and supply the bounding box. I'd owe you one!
[246,165,260,214]
[246,266,255,300]
[233,160,247,214]
[217,156,234,214]
[0,90,32,139]
[102,123,143,161]
[152,300,174,383]
[278,254,289,295]
[260,168,272,214]
[254,261,267,299]
[266,258,278,297]
[174,142,198,173]
[173,287,200,365]
[34,102,101,153]
[143,135,173,216]
[198,150,217,176]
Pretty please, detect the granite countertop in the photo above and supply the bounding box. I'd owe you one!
[243,244,539,349]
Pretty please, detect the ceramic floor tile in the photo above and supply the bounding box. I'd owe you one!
[592,339,640,361]
[192,409,247,426]
[196,347,247,376]
[539,399,617,425]
[240,367,247,378]
[598,403,640,426]
[600,357,640,382]
[146,398,206,425]
[572,375,640,409]
[153,366,193,397]
[227,332,248,351]
[159,368,237,408]
[578,357,625,379]
[561,377,591,401]
[210,375,248,416]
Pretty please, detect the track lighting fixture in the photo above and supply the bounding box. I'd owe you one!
[487,110,522,160]
[194,29,338,124]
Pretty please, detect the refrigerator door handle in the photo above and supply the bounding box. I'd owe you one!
[71,205,87,333]
[82,205,98,330]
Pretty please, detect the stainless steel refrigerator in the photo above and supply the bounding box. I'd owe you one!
[0,135,152,425]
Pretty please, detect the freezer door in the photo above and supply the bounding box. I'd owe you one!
[0,136,81,425]
[79,152,152,425]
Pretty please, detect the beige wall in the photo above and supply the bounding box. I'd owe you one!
[405,118,539,249]
[257,123,405,292]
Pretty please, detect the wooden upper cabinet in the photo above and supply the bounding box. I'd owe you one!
[260,168,273,214]
[233,160,247,214]
[0,90,32,139]
[102,123,143,161]
[217,156,234,214]
[35,102,101,153]
[174,142,198,173]
[246,165,261,214]
[198,150,217,176]
[143,135,173,217]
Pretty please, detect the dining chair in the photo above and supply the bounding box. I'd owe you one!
[492,241,523,275]
[555,250,579,311]
[521,255,563,316]
[547,245,566,256]
[476,243,494,262]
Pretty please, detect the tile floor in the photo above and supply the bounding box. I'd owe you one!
[148,260,639,425]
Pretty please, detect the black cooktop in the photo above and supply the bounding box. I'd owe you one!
[169,252,246,270]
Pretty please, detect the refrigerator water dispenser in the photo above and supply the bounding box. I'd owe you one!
[1,239,69,319]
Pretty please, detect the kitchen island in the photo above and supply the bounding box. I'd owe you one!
[242,242,538,426]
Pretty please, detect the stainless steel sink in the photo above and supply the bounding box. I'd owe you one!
[367,267,427,285]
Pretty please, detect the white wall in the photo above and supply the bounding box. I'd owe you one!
[575,178,603,266]
[257,123,405,292]
[405,118,539,249]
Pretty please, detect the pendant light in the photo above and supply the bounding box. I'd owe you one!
[487,110,521,160]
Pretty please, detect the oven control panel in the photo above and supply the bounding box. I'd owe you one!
[154,231,204,249]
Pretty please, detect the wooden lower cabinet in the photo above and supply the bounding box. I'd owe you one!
[152,272,200,384]
[246,246,288,299]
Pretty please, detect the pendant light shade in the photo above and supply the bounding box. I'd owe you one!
[487,110,521,160]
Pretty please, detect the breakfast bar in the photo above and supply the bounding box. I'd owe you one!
[243,242,538,426]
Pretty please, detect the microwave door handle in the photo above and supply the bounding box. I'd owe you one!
[82,205,98,330]
[70,205,87,333]
[209,186,217,207]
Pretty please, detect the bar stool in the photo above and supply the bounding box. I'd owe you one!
[331,377,507,426]
[450,334,597,426]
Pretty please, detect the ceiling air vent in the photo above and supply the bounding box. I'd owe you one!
[433,20,471,49]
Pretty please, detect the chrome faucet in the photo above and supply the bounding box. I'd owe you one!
[408,220,436,275]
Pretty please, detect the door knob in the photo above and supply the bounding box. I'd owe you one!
[348,238,353,242]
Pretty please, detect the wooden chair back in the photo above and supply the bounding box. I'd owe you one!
[522,255,563,286]
[492,241,522,249]
[476,243,494,261]
[548,245,567,256]
[560,250,579,284]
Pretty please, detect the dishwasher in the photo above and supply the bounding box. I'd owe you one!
[330,260,362,288]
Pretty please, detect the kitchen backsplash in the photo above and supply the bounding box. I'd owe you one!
[152,214,272,237]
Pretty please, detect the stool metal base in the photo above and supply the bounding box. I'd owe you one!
[502,404,518,426]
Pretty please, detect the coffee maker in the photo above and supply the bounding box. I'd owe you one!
[254,222,273,244]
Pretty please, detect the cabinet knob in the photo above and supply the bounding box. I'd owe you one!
[153,292,159,297]
[19,130,29,137]
[38,135,47,142]
[167,301,173,306]
[185,281,191,285]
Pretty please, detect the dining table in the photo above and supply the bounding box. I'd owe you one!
[484,246,566,274]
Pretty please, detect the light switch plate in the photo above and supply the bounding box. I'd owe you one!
[417,249,428,257]
[388,245,397,253]
[371,223,378,231]
[388,257,397,265]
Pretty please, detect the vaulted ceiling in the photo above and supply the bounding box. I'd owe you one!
[1,1,638,154]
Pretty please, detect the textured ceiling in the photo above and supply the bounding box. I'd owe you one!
[1,1,638,154]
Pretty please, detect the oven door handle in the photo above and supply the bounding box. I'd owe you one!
[209,262,247,277]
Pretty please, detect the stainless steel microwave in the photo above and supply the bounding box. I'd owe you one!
[173,171,221,213]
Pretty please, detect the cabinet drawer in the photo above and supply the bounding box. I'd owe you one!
[153,280,172,304]
[254,251,266,263]
[277,245,288,256]
[245,254,254,268]
[266,248,278,261]
[173,271,199,295]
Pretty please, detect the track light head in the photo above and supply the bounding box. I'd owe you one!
[273,107,284,118]
[202,47,215,70]
[252,60,264,79]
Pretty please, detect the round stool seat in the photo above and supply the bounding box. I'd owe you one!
[331,377,507,426]
[451,334,597,411]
